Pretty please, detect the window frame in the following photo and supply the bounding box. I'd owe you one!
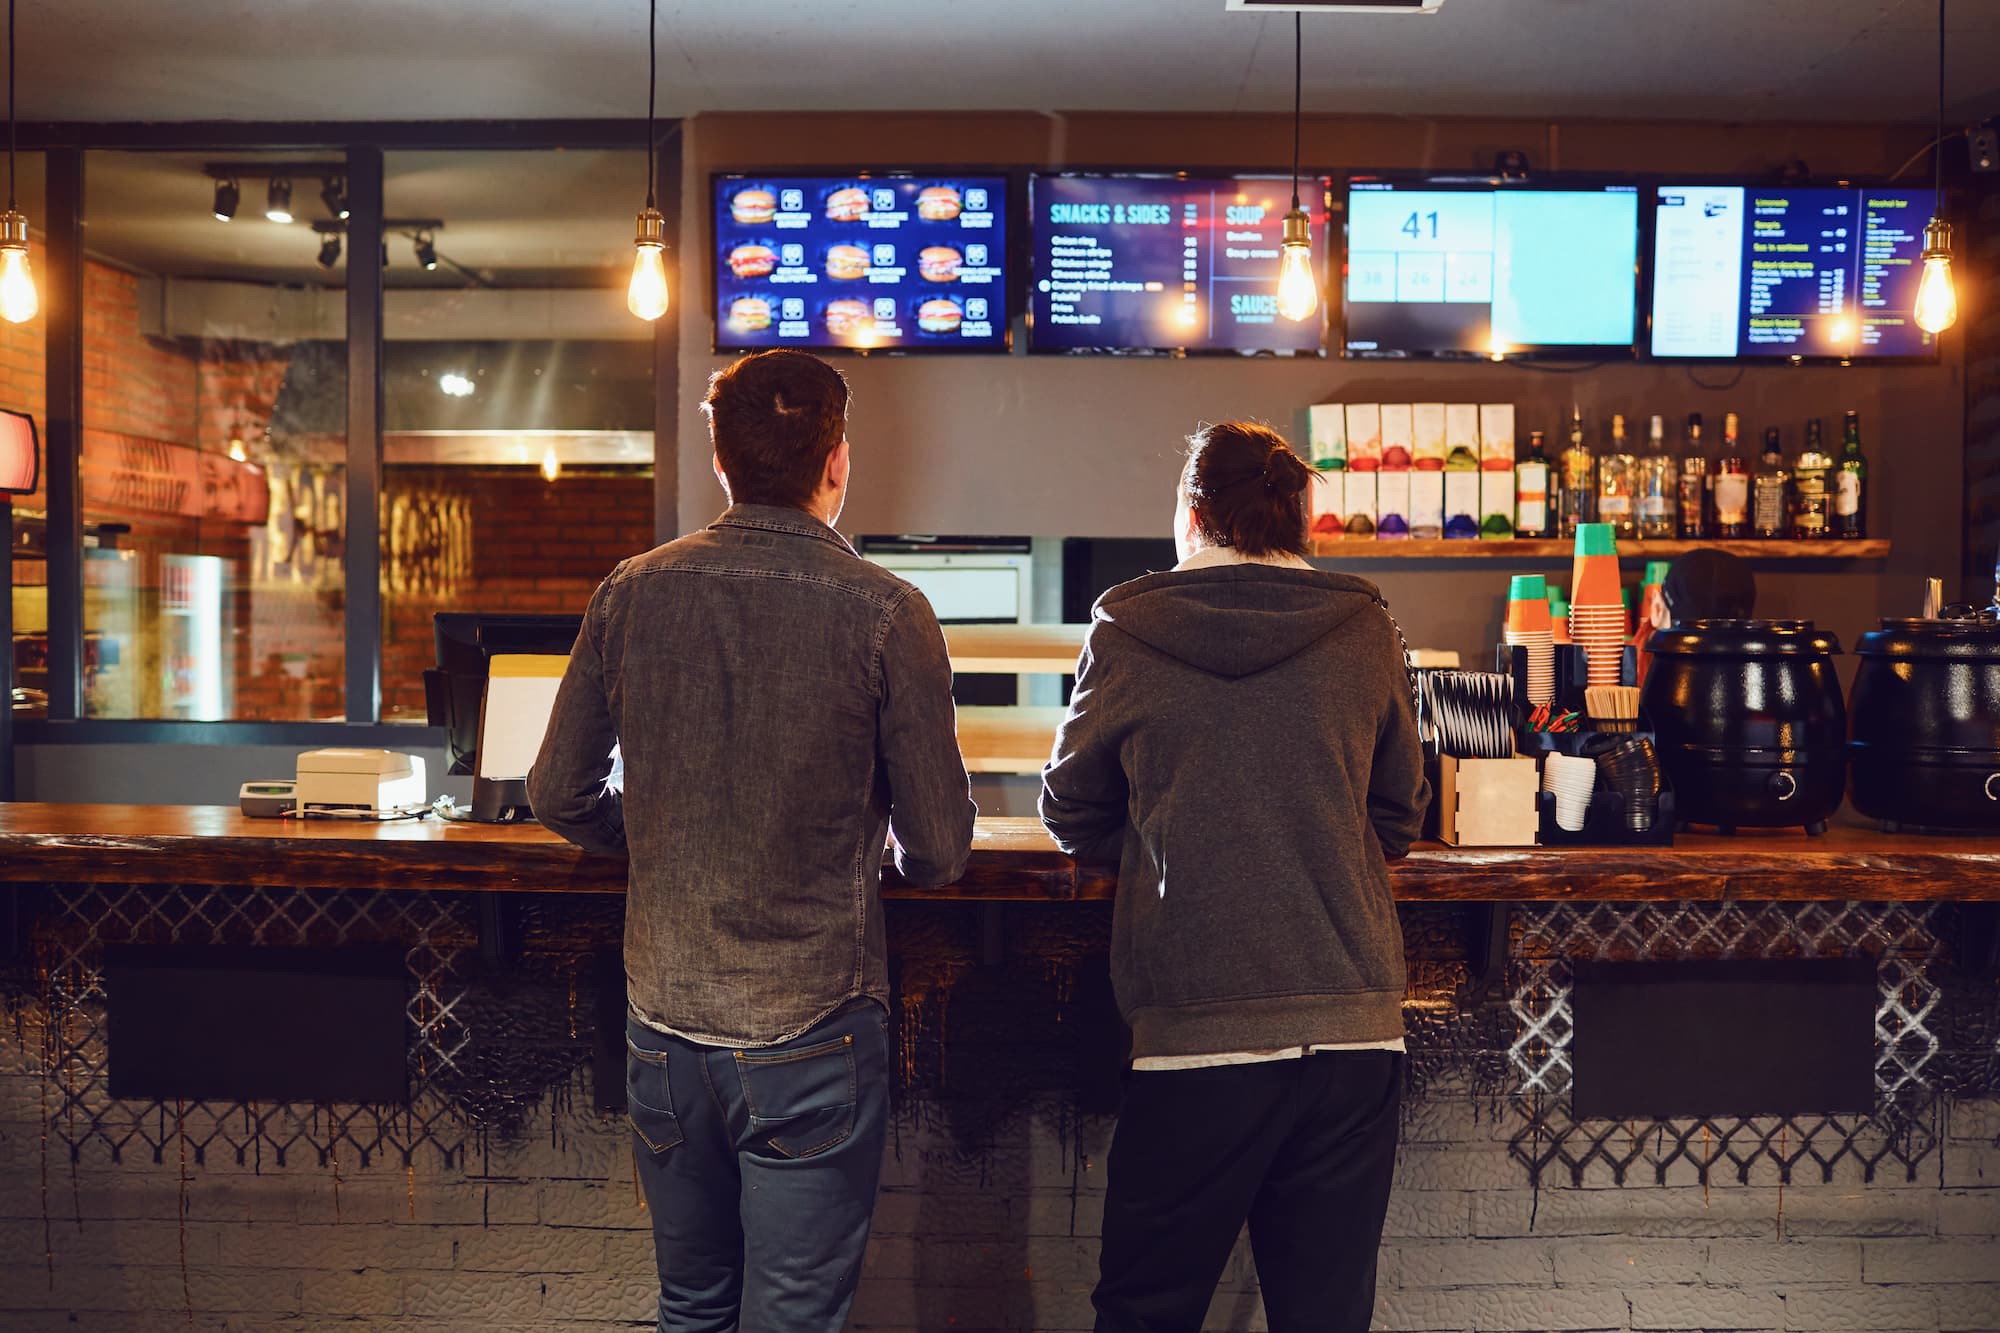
[9,119,681,745]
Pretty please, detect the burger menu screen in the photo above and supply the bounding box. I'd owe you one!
[1028,174,1331,354]
[713,174,1010,352]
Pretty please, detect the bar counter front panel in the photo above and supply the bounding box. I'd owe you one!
[1,804,1995,1197]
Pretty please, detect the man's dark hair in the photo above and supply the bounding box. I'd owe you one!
[1182,421,1312,558]
[702,350,851,509]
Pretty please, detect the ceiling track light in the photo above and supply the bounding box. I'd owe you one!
[0,0,38,325]
[320,177,350,222]
[627,0,670,322]
[1274,11,1319,324]
[265,177,294,224]
[212,178,240,222]
[1915,0,1957,336]
[317,233,341,270]
[414,231,439,271]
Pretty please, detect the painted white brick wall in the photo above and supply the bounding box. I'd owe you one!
[1,1095,1997,1332]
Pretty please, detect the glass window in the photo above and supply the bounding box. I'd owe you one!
[379,150,654,723]
[4,152,43,719]
[80,150,348,719]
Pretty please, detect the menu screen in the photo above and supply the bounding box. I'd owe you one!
[712,174,1009,352]
[1344,182,1640,358]
[1027,174,1331,354]
[1649,185,1936,359]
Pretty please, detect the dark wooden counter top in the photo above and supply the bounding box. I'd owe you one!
[2,803,1997,901]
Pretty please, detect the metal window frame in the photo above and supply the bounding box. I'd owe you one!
[8,120,679,751]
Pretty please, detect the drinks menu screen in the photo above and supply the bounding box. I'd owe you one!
[1344,182,1640,358]
[1649,185,1936,359]
[712,174,1009,352]
[1028,174,1331,354]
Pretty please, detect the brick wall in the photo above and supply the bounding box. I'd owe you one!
[0,1090,1994,1331]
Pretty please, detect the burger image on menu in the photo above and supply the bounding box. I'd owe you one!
[730,188,776,225]
[728,244,777,279]
[826,187,871,222]
[916,297,963,335]
[917,246,962,283]
[825,244,871,280]
[917,186,962,221]
[824,298,873,338]
[727,296,772,333]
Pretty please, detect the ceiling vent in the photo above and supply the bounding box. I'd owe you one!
[1225,0,1445,12]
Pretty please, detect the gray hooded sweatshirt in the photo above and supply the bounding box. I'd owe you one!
[1039,562,1430,1059]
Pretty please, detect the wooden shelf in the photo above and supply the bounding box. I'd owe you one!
[1310,538,1890,561]
[943,624,1087,675]
[955,705,1065,775]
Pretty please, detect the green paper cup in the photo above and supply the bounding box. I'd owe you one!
[1573,522,1619,557]
[1643,560,1671,587]
[1508,574,1549,602]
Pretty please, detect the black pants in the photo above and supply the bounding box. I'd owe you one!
[1093,1050,1403,1333]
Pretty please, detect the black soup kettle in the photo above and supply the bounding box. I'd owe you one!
[1849,618,2000,832]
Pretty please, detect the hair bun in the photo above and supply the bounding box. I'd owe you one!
[1265,448,1311,498]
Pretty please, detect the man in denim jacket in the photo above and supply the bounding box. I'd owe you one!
[529,349,975,1332]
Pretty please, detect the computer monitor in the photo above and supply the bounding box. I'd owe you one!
[424,613,581,821]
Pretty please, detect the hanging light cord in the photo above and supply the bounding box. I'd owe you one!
[1290,11,1302,212]
[1932,0,1944,216]
[644,0,657,211]
[7,0,16,213]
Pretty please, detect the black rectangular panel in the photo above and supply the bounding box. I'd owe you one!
[107,945,409,1105]
[1571,958,1876,1120]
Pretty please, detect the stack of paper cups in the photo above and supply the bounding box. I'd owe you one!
[1543,752,1599,832]
[1503,574,1555,707]
[1568,523,1626,688]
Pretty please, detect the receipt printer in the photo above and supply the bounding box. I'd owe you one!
[295,748,427,816]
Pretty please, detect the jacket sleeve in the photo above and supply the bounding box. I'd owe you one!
[1039,621,1130,865]
[879,588,977,886]
[1367,608,1431,861]
[526,578,627,857]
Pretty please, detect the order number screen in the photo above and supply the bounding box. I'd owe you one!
[1344,185,1639,356]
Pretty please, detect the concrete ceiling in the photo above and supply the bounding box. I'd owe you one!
[18,0,2000,126]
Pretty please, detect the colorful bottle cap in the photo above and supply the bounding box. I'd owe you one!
[1573,522,1619,557]
[1509,574,1549,601]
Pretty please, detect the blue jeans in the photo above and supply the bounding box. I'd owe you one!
[625,1000,891,1333]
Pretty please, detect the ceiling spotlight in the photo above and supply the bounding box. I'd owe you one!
[321,177,350,222]
[317,233,341,270]
[265,177,294,224]
[414,232,438,271]
[212,178,240,222]
[438,371,475,398]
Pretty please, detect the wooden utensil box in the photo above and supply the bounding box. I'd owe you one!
[1430,754,1541,847]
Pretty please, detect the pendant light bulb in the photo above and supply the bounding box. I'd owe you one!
[0,210,35,324]
[1914,217,1957,336]
[628,207,669,322]
[1276,208,1318,323]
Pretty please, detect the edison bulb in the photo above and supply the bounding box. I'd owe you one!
[0,246,36,324]
[628,243,669,322]
[1915,252,1957,335]
[540,444,562,483]
[1275,208,1318,323]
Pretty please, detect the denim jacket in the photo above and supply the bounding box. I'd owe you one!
[528,504,976,1046]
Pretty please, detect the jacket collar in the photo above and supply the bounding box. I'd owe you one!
[1174,545,1314,573]
[710,503,857,555]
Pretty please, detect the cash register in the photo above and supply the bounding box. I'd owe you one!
[424,613,582,822]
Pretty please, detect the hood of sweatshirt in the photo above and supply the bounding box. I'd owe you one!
[1092,565,1387,680]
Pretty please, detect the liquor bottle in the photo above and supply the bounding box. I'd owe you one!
[1835,410,1868,539]
[1752,427,1790,539]
[1514,429,1551,539]
[1677,413,1710,539]
[1791,418,1833,540]
[1596,413,1638,539]
[1713,412,1750,539]
[1637,413,1675,540]
[1558,405,1595,537]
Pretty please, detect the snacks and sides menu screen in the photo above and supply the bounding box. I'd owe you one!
[1027,174,1331,354]
[1649,185,1936,359]
[713,174,1009,351]
[1344,182,1640,357]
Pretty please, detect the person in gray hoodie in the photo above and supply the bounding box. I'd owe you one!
[1041,421,1429,1333]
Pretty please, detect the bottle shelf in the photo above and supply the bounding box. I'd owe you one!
[1309,538,1890,561]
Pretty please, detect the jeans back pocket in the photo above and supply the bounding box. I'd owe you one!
[625,1037,685,1157]
[734,1034,857,1160]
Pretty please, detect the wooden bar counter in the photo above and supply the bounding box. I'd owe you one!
[2,803,1997,902]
